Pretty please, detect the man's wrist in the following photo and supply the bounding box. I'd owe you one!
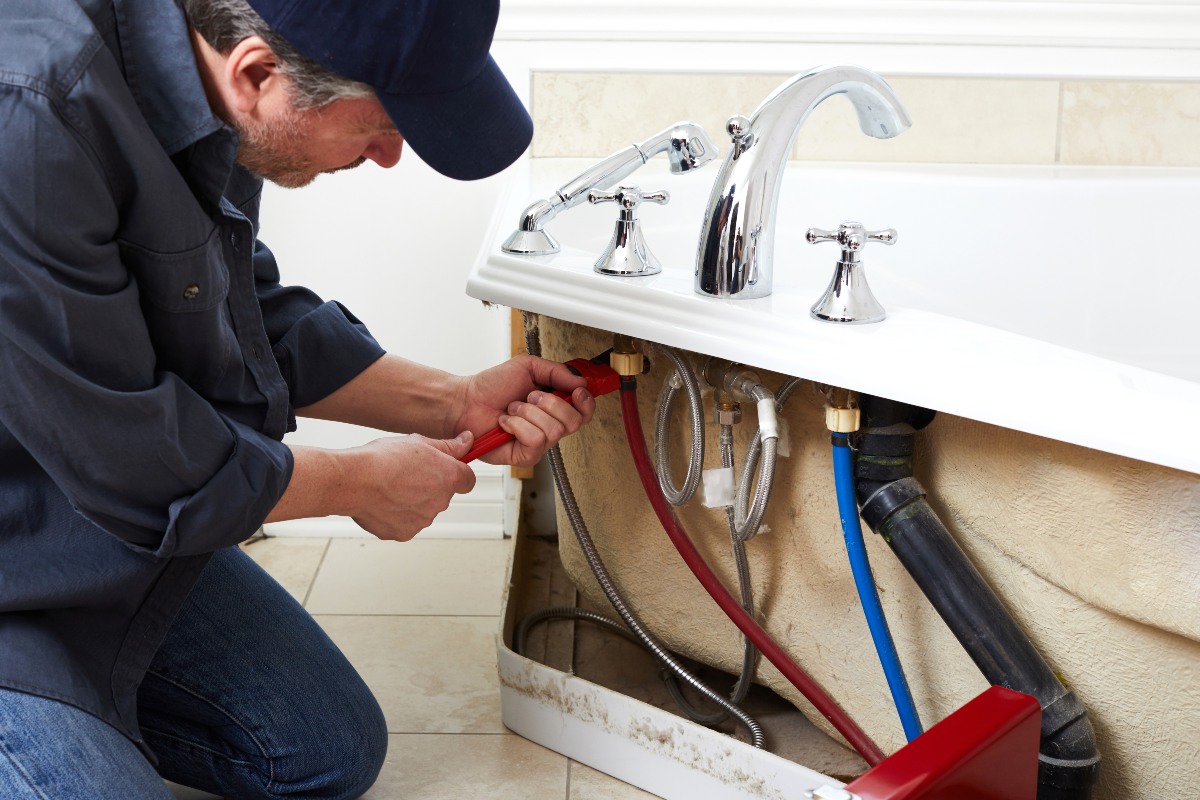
[268,445,367,523]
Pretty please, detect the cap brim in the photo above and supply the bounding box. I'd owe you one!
[379,56,532,181]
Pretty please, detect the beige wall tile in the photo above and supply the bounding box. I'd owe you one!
[793,76,1060,164]
[531,71,787,158]
[533,72,1200,167]
[1060,80,1200,167]
[532,73,1060,165]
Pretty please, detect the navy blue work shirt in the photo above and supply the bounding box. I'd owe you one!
[0,0,386,754]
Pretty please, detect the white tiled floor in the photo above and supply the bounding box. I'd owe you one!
[168,534,655,800]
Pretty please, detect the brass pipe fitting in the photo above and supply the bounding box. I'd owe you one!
[715,400,742,426]
[610,333,645,377]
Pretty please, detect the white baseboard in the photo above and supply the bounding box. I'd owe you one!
[264,465,516,540]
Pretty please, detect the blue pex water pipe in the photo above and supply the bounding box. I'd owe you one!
[832,433,924,742]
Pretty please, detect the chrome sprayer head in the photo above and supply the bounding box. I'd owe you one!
[655,123,720,173]
[502,121,718,256]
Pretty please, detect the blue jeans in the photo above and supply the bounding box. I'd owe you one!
[0,547,388,799]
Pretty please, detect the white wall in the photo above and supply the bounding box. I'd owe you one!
[257,148,519,538]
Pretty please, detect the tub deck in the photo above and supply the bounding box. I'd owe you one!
[468,159,1200,475]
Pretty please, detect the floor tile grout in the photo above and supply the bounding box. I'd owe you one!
[299,535,511,617]
[226,536,606,799]
[300,536,332,609]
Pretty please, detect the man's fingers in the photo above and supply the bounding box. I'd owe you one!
[570,386,597,426]
[506,395,572,441]
[424,430,473,458]
[521,355,588,394]
[414,433,478,494]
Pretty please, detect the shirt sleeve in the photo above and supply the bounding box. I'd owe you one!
[251,239,386,411]
[0,84,289,558]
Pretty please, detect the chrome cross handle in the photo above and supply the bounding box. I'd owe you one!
[586,185,670,277]
[588,186,670,210]
[807,220,895,324]
[806,221,896,264]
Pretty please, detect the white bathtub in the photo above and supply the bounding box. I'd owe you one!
[468,158,1200,476]
[470,156,1200,798]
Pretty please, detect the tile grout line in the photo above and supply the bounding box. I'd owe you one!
[1054,79,1065,164]
[301,537,333,609]
[298,536,513,616]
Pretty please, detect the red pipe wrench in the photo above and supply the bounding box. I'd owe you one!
[460,355,621,463]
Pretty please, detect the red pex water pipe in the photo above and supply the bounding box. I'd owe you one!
[620,381,887,767]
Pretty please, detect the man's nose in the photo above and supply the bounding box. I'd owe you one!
[364,134,404,168]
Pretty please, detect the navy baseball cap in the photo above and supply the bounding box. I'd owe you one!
[246,0,532,180]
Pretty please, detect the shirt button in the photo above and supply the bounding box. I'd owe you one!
[230,231,241,250]
[182,283,201,300]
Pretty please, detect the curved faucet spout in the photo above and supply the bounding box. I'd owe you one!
[695,65,911,299]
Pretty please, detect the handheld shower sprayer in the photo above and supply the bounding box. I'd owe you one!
[501,122,718,256]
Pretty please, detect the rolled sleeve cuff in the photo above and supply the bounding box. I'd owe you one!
[272,300,386,410]
[150,420,293,559]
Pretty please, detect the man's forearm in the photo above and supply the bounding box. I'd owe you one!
[294,353,465,437]
[266,435,478,541]
[265,445,359,524]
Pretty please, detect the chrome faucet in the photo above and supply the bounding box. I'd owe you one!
[807,221,896,323]
[502,122,718,256]
[694,66,911,299]
[588,185,671,276]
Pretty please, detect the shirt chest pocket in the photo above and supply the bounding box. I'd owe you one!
[119,229,242,397]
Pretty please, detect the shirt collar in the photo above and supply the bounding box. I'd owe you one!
[111,0,224,155]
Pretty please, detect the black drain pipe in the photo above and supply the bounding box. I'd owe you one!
[852,395,1100,800]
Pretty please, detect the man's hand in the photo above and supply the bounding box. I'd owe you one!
[279,353,599,541]
[453,355,597,467]
[269,433,478,542]
[346,432,478,540]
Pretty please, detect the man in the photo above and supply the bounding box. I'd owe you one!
[0,0,592,797]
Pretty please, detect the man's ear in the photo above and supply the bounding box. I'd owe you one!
[224,35,287,116]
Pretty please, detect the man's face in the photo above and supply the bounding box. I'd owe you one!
[234,95,404,189]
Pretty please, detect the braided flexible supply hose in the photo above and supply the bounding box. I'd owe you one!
[545,444,767,748]
[719,424,762,710]
[621,380,885,766]
[514,605,744,726]
[653,345,758,719]
[523,313,765,748]
[729,382,779,543]
[652,346,705,505]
